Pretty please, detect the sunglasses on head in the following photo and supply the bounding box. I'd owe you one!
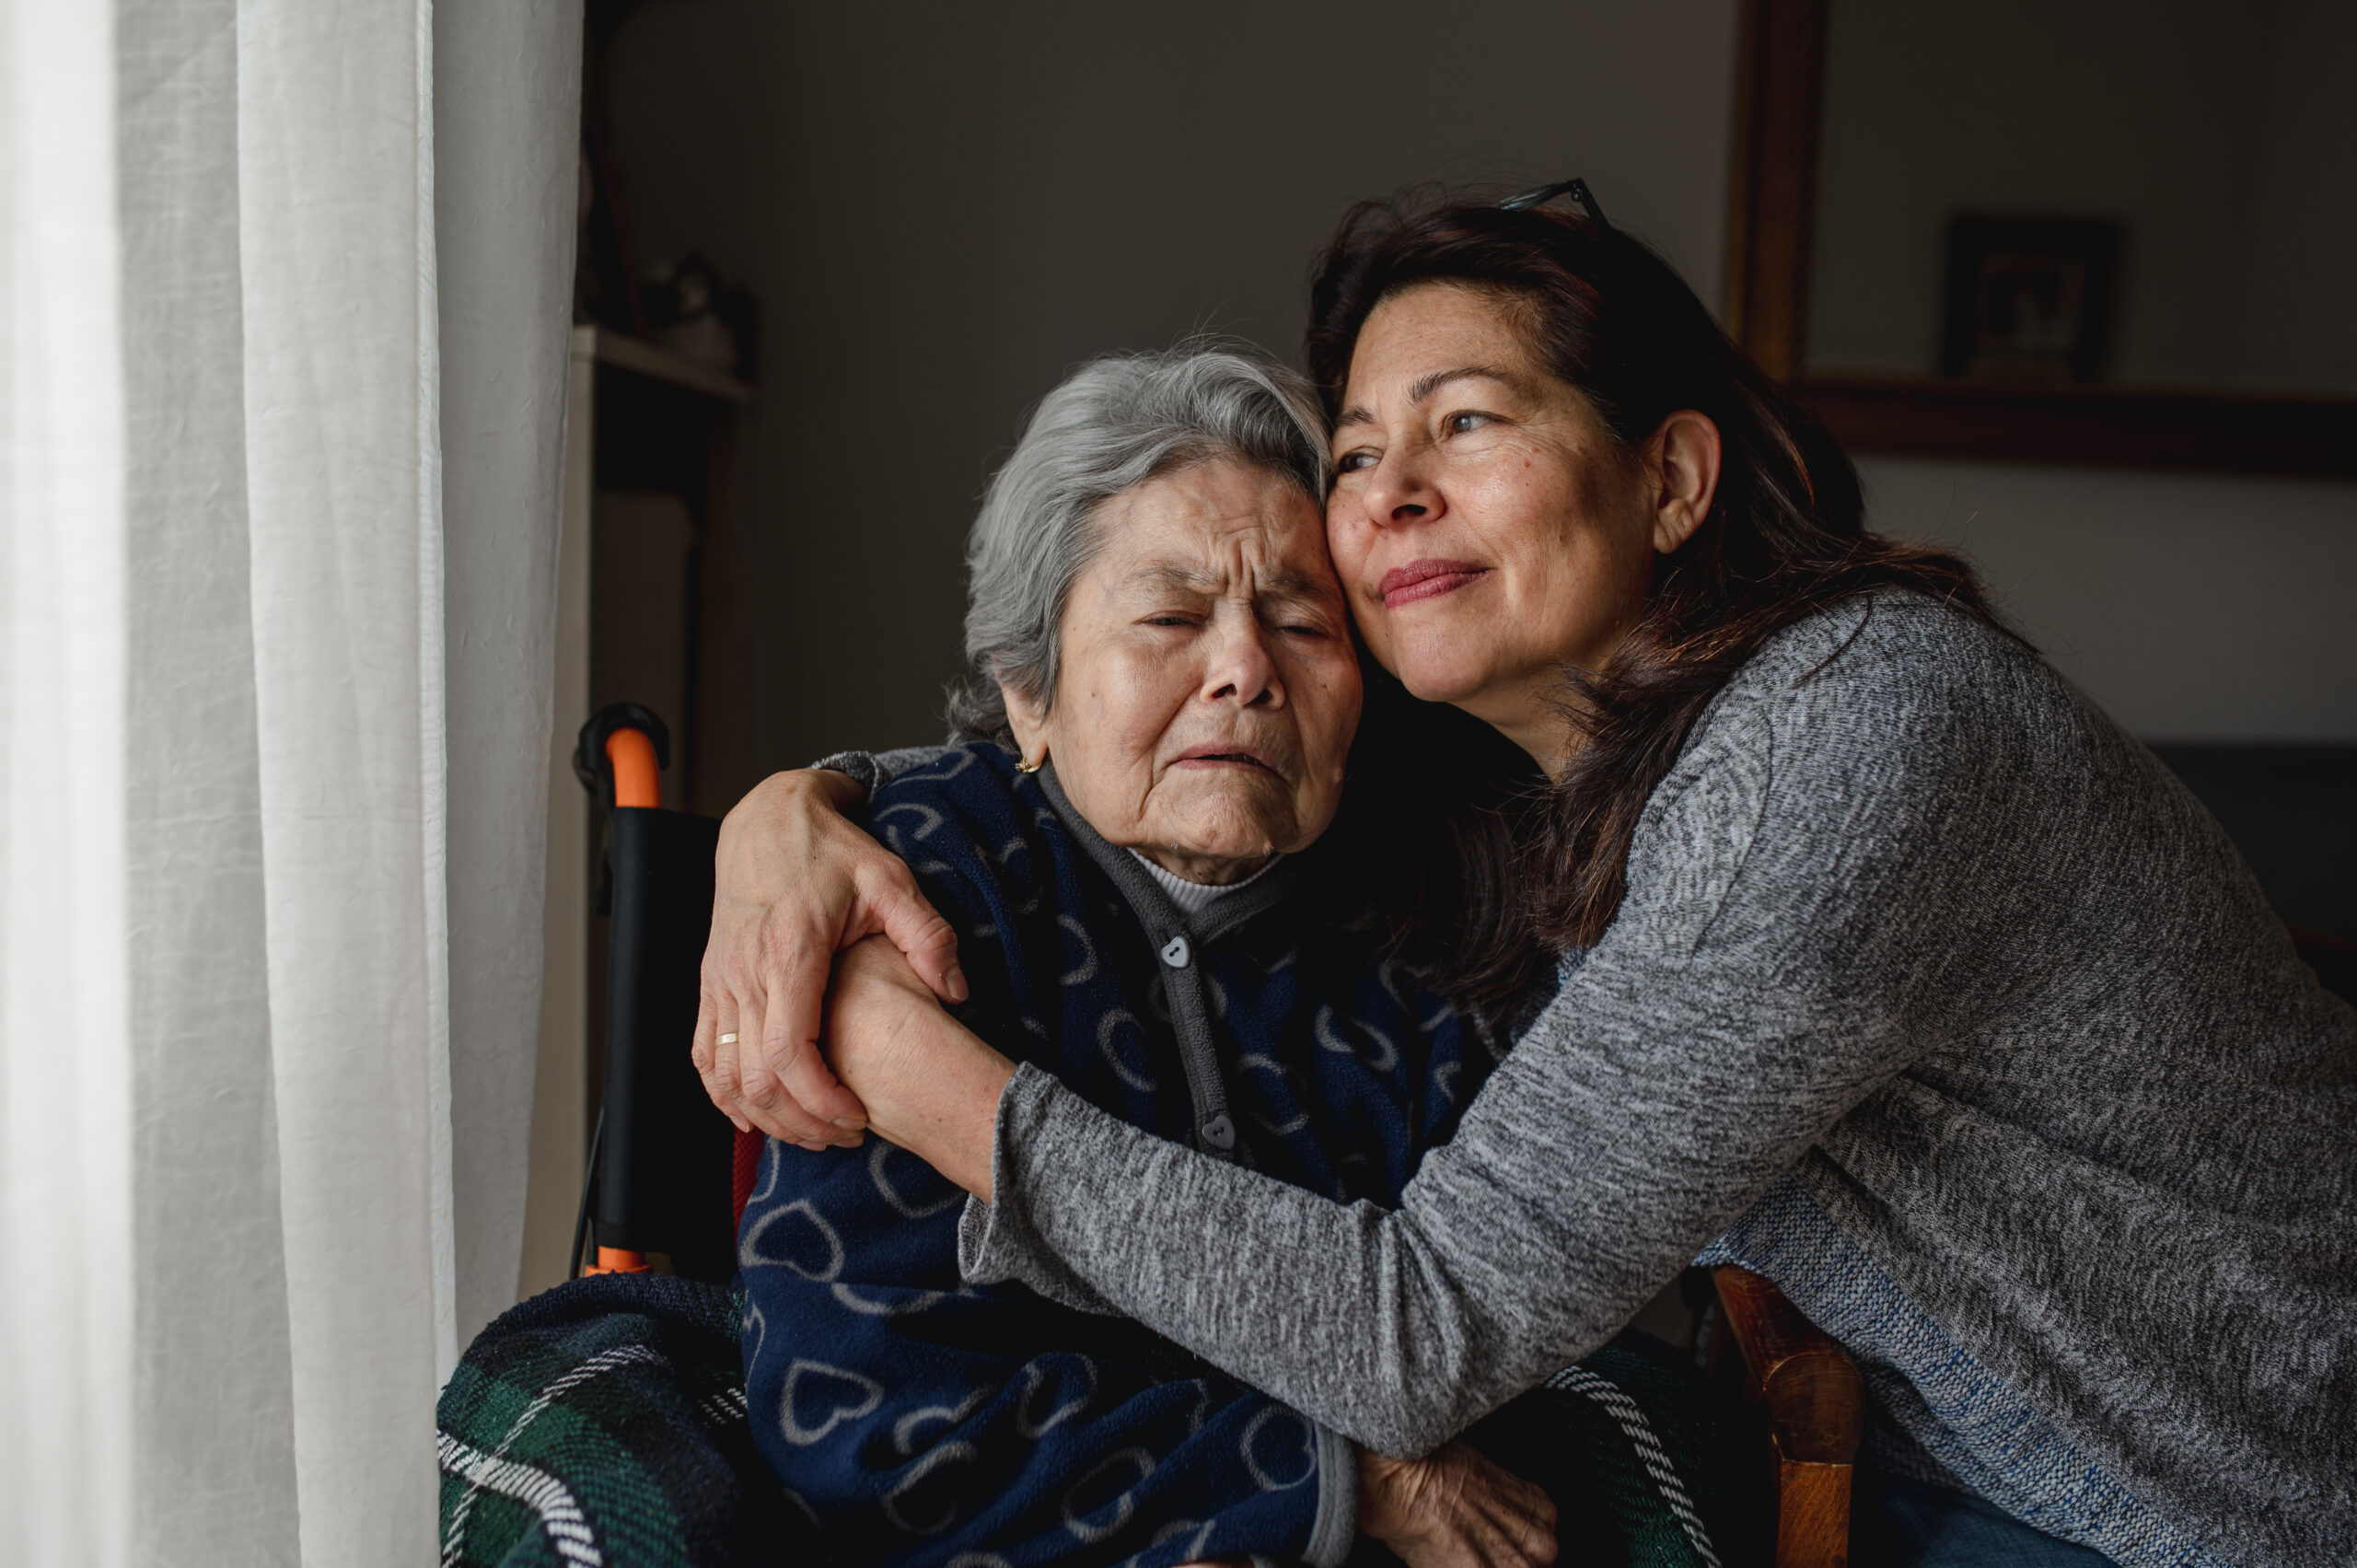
[1497,177,1611,232]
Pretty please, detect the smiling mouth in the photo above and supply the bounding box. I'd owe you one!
[1376,559,1490,610]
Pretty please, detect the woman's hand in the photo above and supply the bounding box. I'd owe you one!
[823,935,1014,1200]
[1356,1443,1558,1568]
[691,767,967,1149]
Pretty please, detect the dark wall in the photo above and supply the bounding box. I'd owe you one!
[597,0,1739,778]
[2156,746,2357,942]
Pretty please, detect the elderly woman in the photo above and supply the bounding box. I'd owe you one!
[736,345,1584,1568]
[710,188,2354,1568]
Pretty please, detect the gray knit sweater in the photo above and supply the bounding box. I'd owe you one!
[945,593,2356,1568]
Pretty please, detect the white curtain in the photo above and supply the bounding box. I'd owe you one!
[0,1,583,1562]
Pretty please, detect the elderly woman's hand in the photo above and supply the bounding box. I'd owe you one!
[1356,1442,1558,1568]
[691,767,967,1149]
[822,935,1013,1198]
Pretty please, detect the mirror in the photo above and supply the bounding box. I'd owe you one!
[1726,0,2357,473]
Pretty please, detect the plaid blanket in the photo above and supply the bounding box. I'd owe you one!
[437,1274,805,1568]
[438,1275,1728,1568]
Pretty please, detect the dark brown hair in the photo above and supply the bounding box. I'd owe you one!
[1311,197,2007,1019]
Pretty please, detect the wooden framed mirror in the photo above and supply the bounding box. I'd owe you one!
[1725,0,2357,475]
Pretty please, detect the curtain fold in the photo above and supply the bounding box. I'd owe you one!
[1,1,582,1561]
[1,5,135,1564]
[237,1,457,1552]
[118,1,300,1562]
[437,0,588,1356]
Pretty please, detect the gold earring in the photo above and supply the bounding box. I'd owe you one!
[1015,750,1044,774]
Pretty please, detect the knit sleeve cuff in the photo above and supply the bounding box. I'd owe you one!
[808,749,885,798]
[873,744,948,779]
[810,746,960,798]
[955,1062,1120,1317]
[1306,1421,1358,1568]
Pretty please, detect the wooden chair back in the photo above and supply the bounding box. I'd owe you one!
[1712,1265,1864,1567]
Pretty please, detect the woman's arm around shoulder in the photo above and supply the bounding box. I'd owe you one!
[948,593,2049,1455]
[691,749,969,1146]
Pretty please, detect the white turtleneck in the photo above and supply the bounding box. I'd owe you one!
[1126,850,1281,917]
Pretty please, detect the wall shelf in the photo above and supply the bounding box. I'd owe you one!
[1796,377,2357,478]
[572,324,753,405]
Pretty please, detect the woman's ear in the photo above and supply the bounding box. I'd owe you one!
[1001,681,1051,771]
[1644,410,1722,554]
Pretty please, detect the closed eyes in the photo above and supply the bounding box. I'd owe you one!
[1137,614,1333,637]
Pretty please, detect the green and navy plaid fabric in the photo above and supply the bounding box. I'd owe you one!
[437,1274,805,1568]
[1527,1338,1732,1568]
[440,1272,1724,1568]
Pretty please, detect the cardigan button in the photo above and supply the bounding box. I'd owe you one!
[1159,935,1190,969]
[1201,1115,1236,1150]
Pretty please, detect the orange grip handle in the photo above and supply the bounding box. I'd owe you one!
[586,1246,650,1276]
[586,726,658,1281]
[606,727,661,809]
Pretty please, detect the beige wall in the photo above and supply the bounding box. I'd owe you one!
[1862,458,2357,741]
[599,0,1740,768]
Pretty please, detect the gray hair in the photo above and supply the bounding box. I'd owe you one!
[945,340,1331,743]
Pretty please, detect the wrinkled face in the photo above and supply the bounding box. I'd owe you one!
[1005,458,1362,884]
[1325,283,1661,761]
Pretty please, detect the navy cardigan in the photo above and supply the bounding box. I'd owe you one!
[738,743,1494,1568]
